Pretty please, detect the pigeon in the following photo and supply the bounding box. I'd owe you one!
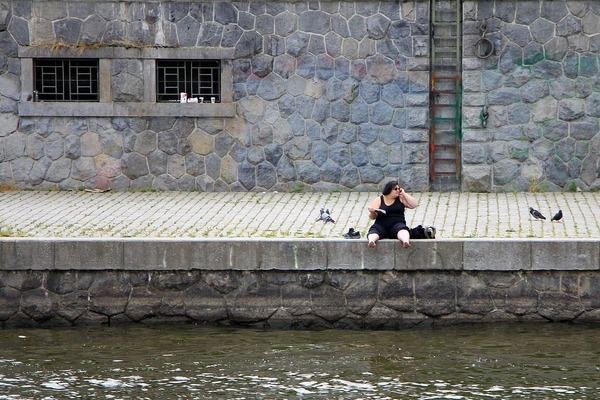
[316,208,335,223]
[551,210,563,222]
[529,206,546,220]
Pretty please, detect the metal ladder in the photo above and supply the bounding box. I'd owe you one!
[429,0,462,191]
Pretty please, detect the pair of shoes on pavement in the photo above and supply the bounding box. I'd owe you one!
[425,226,436,239]
[343,227,361,239]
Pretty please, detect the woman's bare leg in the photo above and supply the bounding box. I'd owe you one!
[398,230,411,248]
[367,233,379,247]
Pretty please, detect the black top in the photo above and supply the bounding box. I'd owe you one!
[375,195,406,228]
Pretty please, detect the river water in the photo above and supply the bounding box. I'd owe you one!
[1,323,598,399]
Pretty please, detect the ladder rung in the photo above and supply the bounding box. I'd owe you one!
[432,90,459,94]
[432,171,458,176]
[434,47,459,52]
[433,60,459,66]
[432,117,460,121]
[433,66,460,72]
[434,159,458,163]
[432,76,459,80]
[433,136,460,140]
[434,35,459,40]
[433,142,459,145]
[432,73,459,78]
[435,130,456,138]
[433,142,459,147]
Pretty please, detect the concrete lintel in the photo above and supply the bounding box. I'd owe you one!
[18,46,235,60]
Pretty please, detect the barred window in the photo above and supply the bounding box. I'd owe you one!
[156,60,221,103]
[33,59,99,102]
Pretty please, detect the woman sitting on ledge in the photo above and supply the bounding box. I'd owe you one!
[366,180,419,248]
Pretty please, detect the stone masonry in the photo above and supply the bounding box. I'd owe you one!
[3,268,598,329]
[0,1,431,192]
[462,1,600,191]
[1,238,599,328]
[0,1,598,192]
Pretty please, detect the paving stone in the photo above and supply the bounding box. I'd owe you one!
[0,191,598,240]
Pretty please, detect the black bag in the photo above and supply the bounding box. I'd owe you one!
[410,225,436,239]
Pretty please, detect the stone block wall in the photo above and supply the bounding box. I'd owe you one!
[0,1,598,192]
[0,0,431,192]
[462,1,600,192]
[1,238,599,329]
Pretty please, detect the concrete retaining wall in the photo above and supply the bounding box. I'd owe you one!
[1,238,598,328]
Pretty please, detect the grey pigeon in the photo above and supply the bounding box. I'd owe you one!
[551,210,563,222]
[316,208,335,223]
[529,206,546,220]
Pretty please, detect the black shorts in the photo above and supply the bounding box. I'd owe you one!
[368,223,409,239]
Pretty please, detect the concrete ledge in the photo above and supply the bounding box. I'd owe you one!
[531,240,599,270]
[405,240,463,270]
[463,240,531,271]
[0,239,54,270]
[18,102,236,118]
[1,238,598,272]
[54,239,123,270]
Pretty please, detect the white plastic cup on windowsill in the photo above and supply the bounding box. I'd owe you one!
[180,93,187,103]
[210,97,215,103]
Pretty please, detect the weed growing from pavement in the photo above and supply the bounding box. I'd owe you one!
[0,184,18,191]
[0,226,26,237]
[529,178,542,193]
[568,181,578,192]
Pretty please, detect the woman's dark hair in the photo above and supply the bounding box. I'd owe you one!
[382,180,399,195]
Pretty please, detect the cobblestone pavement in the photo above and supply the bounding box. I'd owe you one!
[0,190,599,239]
